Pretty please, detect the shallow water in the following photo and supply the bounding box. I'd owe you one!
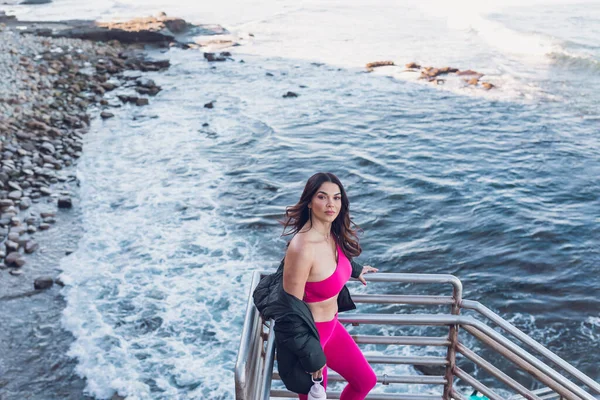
[1,0,599,399]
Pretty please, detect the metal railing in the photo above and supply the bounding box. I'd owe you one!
[235,271,600,400]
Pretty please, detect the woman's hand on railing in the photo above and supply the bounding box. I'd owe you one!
[358,265,378,285]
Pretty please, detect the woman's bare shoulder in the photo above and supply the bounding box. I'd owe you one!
[288,230,318,250]
[286,232,316,262]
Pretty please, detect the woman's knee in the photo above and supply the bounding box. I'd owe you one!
[350,365,377,394]
[364,367,377,391]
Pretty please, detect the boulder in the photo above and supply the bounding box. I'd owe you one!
[366,61,394,70]
[135,86,160,96]
[5,240,19,252]
[5,252,25,268]
[34,277,54,290]
[101,82,117,91]
[25,240,39,253]
[0,199,14,207]
[8,190,22,200]
[136,77,156,88]
[438,66,459,74]
[25,120,50,131]
[40,142,56,154]
[7,181,22,191]
[39,187,52,196]
[19,197,32,210]
[204,52,228,62]
[16,235,31,247]
[10,226,25,235]
[58,196,73,208]
[139,60,170,71]
[117,95,138,104]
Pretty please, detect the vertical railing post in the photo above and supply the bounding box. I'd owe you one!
[443,281,463,399]
[260,320,276,400]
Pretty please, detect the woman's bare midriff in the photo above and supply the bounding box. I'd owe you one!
[307,295,339,322]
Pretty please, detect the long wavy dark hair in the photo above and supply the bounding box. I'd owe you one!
[281,172,362,258]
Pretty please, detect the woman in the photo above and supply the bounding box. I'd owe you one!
[253,172,378,399]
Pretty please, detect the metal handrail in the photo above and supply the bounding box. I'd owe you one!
[456,343,544,400]
[234,271,262,400]
[235,271,600,400]
[272,372,448,385]
[260,323,277,400]
[339,314,595,400]
[509,387,564,400]
[352,335,450,346]
[461,300,600,395]
[356,273,463,302]
[353,294,456,305]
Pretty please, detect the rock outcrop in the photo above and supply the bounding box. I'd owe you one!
[3,12,228,46]
[366,60,395,72]
[405,62,495,90]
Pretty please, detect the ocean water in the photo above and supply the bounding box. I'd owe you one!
[2,1,600,399]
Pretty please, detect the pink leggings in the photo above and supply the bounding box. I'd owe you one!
[298,315,377,400]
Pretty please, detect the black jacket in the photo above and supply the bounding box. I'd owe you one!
[253,259,364,394]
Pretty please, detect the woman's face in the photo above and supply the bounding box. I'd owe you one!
[309,182,342,223]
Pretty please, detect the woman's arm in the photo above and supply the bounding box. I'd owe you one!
[280,241,325,377]
[282,240,314,300]
[351,259,378,285]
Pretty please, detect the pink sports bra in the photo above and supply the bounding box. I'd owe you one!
[303,242,352,303]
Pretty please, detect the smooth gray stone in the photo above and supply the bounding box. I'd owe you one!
[34,277,54,290]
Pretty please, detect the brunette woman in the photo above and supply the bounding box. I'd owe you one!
[254,172,378,399]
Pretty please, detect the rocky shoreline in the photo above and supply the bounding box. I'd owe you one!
[0,8,237,284]
[0,10,219,400]
[0,13,176,289]
[0,8,239,398]
[0,12,239,398]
